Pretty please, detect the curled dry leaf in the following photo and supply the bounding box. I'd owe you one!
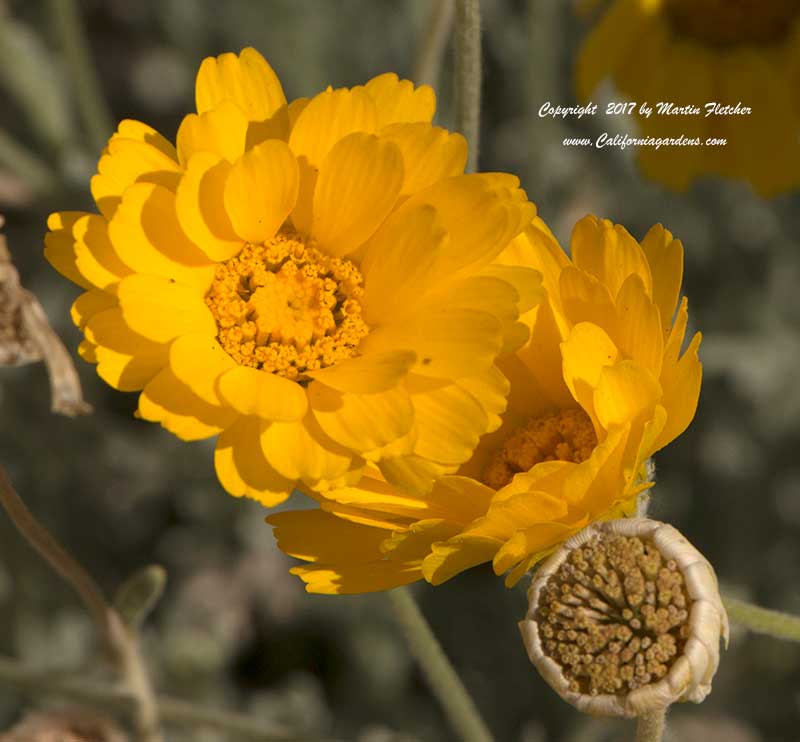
[0,214,91,415]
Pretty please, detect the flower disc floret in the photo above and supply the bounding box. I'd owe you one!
[205,233,368,380]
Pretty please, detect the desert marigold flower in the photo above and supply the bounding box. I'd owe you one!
[269,215,702,593]
[519,518,728,717]
[577,0,800,195]
[44,47,541,505]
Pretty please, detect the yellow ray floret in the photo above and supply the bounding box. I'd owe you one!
[269,215,702,593]
[45,47,543,506]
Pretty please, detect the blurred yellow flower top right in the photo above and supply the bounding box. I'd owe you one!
[577,0,800,195]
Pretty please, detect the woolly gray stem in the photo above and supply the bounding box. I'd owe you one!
[635,709,666,742]
[453,0,481,172]
[388,586,494,742]
[414,0,455,88]
[723,596,800,642]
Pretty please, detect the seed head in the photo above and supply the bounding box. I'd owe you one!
[519,519,728,717]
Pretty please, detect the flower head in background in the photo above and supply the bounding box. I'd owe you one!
[45,48,541,505]
[576,0,800,195]
[520,518,728,717]
[269,215,702,593]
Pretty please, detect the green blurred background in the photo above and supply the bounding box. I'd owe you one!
[1,1,798,740]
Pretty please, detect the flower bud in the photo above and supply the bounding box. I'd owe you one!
[519,518,728,717]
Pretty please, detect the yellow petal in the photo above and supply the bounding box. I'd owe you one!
[176,100,249,166]
[407,374,488,465]
[268,508,390,563]
[169,333,235,406]
[365,73,435,128]
[175,152,242,262]
[308,381,414,454]
[423,538,499,585]
[560,321,619,425]
[288,156,317,235]
[640,224,684,330]
[289,562,423,595]
[73,214,132,289]
[44,211,93,289]
[558,265,618,340]
[454,366,509,434]
[615,274,663,377]
[493,521,579,577]
[108,183,215,291]
[70,289,117,330]
[380,123,466,197]
[307,350,416,393]
[570,215,653,300]
[360,204,448,325]
[91,122,181,220]
[216,365,308,421]
[195,47,286,122]
[401,174,536,278]
[379,453,454,495]
[655,331,701,451]
[288,86,377,169]
[360,308,503,379]
[312,133,403,257]
[117,274,217,343]
[84,307,169,391]
[139,367,237,441]
[224,139,299,243]
[261,414,356,485]
[214,416,293,506]
[593,360,662,430]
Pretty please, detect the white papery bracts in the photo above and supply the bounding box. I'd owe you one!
[519,519,728,718]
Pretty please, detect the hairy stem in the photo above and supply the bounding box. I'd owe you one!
[0,466,163,741]
[388,587,494,742]
[48,0,113,152]
[453,0,481,172]
[636,709,666,742]
[414,0,455,88]
[723,595,800,642]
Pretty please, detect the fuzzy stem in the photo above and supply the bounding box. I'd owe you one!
[0,655,326,742]
[388,587,494,742]
[414,0,455,88]
[453,0,481,172]
[723,596,800,642]
[0,466,163,742]
[636,709,666,742]
[48,0,113,153]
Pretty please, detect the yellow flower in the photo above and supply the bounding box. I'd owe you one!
[577,0,800,195]
[269,215,702,593]
[45,48,540,505]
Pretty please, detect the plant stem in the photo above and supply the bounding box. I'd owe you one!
[723,596,800,642]
[453,0,481,172]
[0,655,334,742]
[636,709,666,742]
[0,465,114,653]
[414,0,455,88]
[48,0,113,153]
[388,587,494,742]
[0,465,163,742]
